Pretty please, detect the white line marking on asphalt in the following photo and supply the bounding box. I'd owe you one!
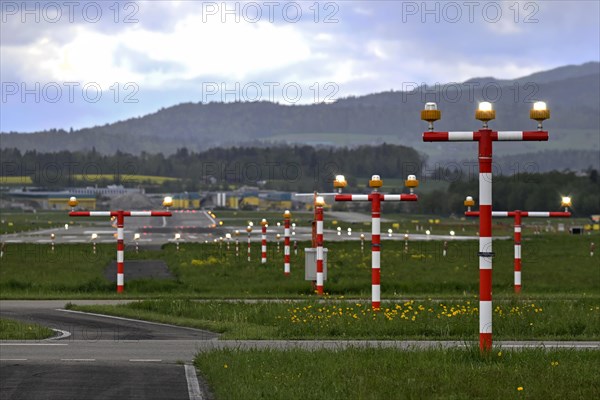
[48,328,71,340]
[0,343,68,346]
[129,359,162,362]
[57,309,210,332]
[1,359,28,361]
[185,364,204,400]
[61,359,96,362]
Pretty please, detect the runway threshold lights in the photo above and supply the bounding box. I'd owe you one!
[405,175,419,194]
[422,100,551,352]
[422,101,550,131]
[68,196,78,211]
[464,196,475,212]
[561,196,572,211]
[162,196,173,209]
[334,175,347,193]
[369,175,383,189]
[530,101,550,130]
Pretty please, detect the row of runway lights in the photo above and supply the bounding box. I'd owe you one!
[59,190,584,294]
[58,100,589,352]
[61,183,586,289]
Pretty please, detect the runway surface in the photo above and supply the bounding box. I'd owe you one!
[1,300,599,399]
[0,210,490,246]
[0,300,215,399]
[1,361,195,400]
[0,210,221,246]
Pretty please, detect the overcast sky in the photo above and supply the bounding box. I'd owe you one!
[1,0,598,132]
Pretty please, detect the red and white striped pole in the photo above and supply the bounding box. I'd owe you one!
[335,175,418,310]
[315,197,325,295]
[116,211,125,292]
[371,189,382,309]
[514,212,522,294]
[465,207,571,294]
[283,210,291,276]
[246,224,252,262]
[260,219,268,264]
[478,127,494,351]
[69,196,172,293]
[423,101,550,351]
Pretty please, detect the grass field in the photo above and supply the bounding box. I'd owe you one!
[0,244,116,296]
[1,232,598,299]
[69,298,600,340]
[216,209,582,236]
[0,318,54,340]
[194,347,600,400]
[0,211,106,234]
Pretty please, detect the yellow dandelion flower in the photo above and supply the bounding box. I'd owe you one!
[517,387,523,391]
[224,364,228,369]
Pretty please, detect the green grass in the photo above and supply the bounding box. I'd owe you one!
[0,244,115,297]
[0,211,105,234]
[1,232,598,299]
[194,347,600,400]
[69,298,600,340]
[0,318,54,340]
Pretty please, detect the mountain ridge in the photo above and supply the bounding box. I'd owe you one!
[1,62,598,158]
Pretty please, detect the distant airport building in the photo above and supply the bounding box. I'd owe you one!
[171,192,202,209]
[6,190,96,210]
[69,185,144,197]
[4,185,141,210]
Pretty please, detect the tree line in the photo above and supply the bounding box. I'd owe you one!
[0,144,423,193]
[1,146,597,216]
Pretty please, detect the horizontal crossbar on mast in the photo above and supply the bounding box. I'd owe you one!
[423,130,548,142]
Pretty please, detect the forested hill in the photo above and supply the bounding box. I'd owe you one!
[1,62,598,157]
